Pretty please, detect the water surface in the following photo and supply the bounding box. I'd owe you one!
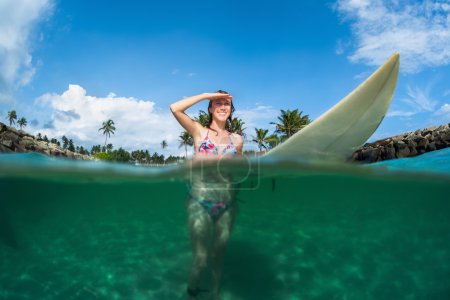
[1,150,449,299]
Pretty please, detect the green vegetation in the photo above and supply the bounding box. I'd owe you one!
[92,152,111,160]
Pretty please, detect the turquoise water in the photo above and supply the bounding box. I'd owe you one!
[1,150,450,299]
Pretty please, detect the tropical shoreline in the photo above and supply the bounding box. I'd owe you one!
[1,121,450,164]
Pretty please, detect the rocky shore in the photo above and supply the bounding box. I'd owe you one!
[0,122,92,160]
[350,123,450,163]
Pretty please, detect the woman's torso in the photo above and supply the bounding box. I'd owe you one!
[195,129,237,157]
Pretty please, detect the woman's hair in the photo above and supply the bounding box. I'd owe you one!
[207,90,235,135]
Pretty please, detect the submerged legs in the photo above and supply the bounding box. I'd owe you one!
[187,201,212,294]
[186,199,237,299]
[211,206,236,299]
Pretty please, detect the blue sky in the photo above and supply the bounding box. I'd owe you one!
[1,0,449,156]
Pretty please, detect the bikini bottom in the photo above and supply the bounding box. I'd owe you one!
[193,199,233,221]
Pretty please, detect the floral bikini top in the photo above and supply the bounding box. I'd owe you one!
[198,130,237,156]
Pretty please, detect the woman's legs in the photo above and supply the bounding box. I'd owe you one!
[211,204,237,297]
[187,200,212,294]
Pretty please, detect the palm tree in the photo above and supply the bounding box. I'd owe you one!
[179,131,193,158]
[99,119,116,147]
[161,140,168,150]
[91,145,101,155]
[266,134,280,149]
[7,110,17,126]
[270,109,311,141]
[252,128,270,152]
[61,136,69,149]
[17,117,27,130]
[194,110,210,127]
[68,139,75,152]
[131,150,145,164]
[227,117,246,137]
[106,143,113,153]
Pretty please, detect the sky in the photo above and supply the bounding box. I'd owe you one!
[0,0,449,156]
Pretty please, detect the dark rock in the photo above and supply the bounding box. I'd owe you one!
[417,149,427,155]
[409,147,418,157]
[385,146,396,160]
[351,123,450,163]
[396,141,407,150]
[396,143,410,158]
[64,150,75,158]
[406,139,417,148]
[1,139,13,148]
[414,136,428,150]
[439,131,450,142]
[1,131,19,143]
[427,142,436,151]
[26,142,37,151]
[0,144,13,153]
[7,126,19,135]
[435,140,446,150]
[15,144,27,152]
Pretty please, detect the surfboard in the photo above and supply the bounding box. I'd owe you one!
[264,52,400,160]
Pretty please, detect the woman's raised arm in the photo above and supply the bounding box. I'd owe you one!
[170,92,230,137]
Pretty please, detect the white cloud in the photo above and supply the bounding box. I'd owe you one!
[353,71,372,80]
[34,84,183,153]
[336,39,345,55]
[443,89,450,97]
[386,110,416,117]
[234,104,279,140]
[0,0,52,103]
[402,85,437,112]
[387,84,438,118]
[435,103,450,114]
[434,103,450,121]
[335,0,450,73]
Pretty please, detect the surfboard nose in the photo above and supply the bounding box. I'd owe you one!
[389,52,400,67]
[264,52,401,160]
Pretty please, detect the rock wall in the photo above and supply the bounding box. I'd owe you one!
[350,123,450,163]
[0,122,92,160]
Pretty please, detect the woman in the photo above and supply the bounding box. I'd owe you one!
[170,91,243,299]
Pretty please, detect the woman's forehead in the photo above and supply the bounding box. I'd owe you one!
[213,98,231,103]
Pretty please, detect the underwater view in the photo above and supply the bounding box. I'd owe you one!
[1,149,450,300]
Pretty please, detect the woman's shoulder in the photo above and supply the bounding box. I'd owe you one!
[230,132,244,144]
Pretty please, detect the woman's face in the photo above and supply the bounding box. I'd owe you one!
[209,98,232,122]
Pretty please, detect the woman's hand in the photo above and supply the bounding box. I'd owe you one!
[205,92,233,102]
